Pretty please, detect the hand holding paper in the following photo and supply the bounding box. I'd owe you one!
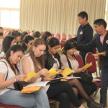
[44,68,58,77]
[61,67,73,77]
[24,71,38,82]
[82,62,92,70]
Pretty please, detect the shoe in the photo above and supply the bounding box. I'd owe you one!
[87,98,104,108]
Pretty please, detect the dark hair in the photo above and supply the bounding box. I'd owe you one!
[21,31,28,41]
[0,27,3,29]
[26,38,46,72]
[33,31,41,38]
[94,19,107,29]
[12,31,21,39]
[0,31,3,36]
[22,35,34,51]
[6,44,24,74]
[47,37,60,48]
[78,11,88,20]
[8,30,15,35]
[41,31,52,42]
[63,39,77,51]
[2,36,15,53]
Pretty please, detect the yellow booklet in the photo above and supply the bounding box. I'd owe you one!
[93,52,105,56]
[44,68,58,77]
[82,62,92,70]
[61,67,73,77]
[20,86,41,93]
[24,71,38,82]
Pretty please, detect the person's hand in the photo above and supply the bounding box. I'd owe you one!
[81,68,86,72]
[43,75,55,81]
[16,74,26,81]
[27,77,37,84]
[77,68,85,73]
[39,68,50,76]
[56,69,63,74]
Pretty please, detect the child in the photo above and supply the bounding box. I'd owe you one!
[77,19,108,107]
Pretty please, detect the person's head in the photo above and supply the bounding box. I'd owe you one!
[78,11,88,25]
[26,38,46,71]
[63,39,77,55]
[22,35,34,51]
[0,31,3,36]
[2,36,16,53]
[6,44,24,65]
[0,27,3,31]
[33,31,41,38]
[12,31,21,43]
[47,37,60,55]
[8,29,15,35]
[94,19,107,34]
[21,31,28,41]
[41,31,52,42]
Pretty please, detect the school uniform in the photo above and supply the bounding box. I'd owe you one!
[77,32,108,106]
[73,23,93,63]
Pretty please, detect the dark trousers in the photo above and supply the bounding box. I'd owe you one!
[47,81,81,108]
[100,67,108,106]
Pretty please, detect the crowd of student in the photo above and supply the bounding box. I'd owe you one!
[0,11,107,108]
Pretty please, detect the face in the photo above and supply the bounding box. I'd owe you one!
[94,24,102,34]
[33,44,46,57]
[78,16,86,25]
[10,51,23,64]
[10,39,16,46]
[26,40,34,49]
[49,45,60,55]
[67,48,76,55]
[16,36,21,42]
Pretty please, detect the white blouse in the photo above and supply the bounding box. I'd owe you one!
[20,53,50,91]
[0,59,15,96]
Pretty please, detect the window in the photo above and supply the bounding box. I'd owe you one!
[105,0,108,30]
[0,0,20,29]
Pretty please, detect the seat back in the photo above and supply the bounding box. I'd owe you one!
[0,103,23,108]
[75,54,84,68]
[85,52,97,74]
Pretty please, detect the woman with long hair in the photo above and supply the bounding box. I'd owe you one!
[20,38,85,108]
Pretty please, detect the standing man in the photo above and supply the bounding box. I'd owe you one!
[73,11,93,63]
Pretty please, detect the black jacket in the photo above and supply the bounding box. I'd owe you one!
[77,32,108,68]
[44,51,61,70]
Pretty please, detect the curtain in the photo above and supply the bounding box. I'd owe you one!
[20,0,106,36]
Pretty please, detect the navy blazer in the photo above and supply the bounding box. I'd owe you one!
[77,32,108,68]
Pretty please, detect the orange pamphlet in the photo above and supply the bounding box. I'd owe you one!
[82,62,92,70]
[44,68,58,77]
[20,86,41,93]
[61,67,73,77]
[24,71,38,82]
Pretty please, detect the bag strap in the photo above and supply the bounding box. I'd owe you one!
[0,60,16,90]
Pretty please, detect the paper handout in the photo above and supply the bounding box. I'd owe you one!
[24,71,38,82]
[82,62,92,70]
[93,52,105,56]
[20,86,41,93]
[44,68,58,77]
[61,67,73,77]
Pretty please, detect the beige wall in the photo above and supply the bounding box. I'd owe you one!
[20,0,106,36]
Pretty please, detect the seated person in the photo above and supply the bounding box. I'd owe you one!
[60,39,97,97]
[20,38,85,108]
[44,37,103,108]
[0,44,50,108]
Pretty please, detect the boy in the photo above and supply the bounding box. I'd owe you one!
[73,11,93,63]
[77,19,108,107]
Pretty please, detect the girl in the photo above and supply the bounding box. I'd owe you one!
[0,44,50,108]
[20,38,85,108]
